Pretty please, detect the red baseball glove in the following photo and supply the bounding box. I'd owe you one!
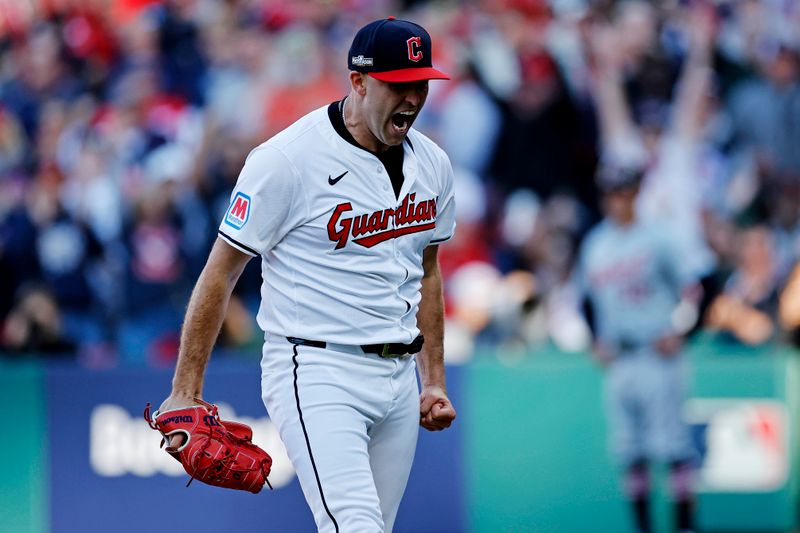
[144,398,272,493]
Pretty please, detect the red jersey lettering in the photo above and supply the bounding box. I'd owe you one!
[327,193,437,249]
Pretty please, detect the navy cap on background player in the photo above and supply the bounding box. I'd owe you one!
[596,164,644,192]
[348,17,450,82]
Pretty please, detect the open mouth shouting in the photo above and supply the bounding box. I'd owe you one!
[390,110,416,135]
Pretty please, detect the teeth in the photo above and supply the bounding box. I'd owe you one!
[392,111,413,132]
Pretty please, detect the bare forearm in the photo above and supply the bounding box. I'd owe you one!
[171,240,250,399]
[707,294,775,346]
[586,25,638,152]
[171,274,231,397]
[417,256,446,389]
[673,51,712,137]
[674,4,715,137]
[415,245,456,431]
[594,67,636,149]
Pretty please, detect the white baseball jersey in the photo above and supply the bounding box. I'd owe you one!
[217,104,456,345]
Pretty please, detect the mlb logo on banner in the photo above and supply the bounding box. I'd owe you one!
[225,192,251,229]
[684,398,789,492]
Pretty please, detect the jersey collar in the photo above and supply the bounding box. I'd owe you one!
[327,98,414,155]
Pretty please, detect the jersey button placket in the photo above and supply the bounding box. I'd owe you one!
[389,200,404,326]
[378,165,391,198]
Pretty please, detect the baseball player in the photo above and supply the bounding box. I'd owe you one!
[575,166,698,533]
[157,17,457,533]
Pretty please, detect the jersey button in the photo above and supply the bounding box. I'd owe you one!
[377,166,383,173]
[383,184,389,191]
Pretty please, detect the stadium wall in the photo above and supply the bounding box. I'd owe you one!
[2,339,798,533]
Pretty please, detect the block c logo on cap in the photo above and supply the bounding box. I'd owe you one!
[407,36,422,62]
[225,192,251,230]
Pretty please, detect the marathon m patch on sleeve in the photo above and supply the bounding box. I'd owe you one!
[225,192,251,230]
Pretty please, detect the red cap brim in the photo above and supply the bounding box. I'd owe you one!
[369,67,450,82]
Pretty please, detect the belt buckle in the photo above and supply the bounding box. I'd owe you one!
[380,343,408,358]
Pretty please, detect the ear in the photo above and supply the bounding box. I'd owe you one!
[350,71,367,96]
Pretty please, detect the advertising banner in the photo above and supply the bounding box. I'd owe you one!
[0,362,47,533]
[45,361,464,533]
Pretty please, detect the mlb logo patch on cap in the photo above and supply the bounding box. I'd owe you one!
[225,192,251,230]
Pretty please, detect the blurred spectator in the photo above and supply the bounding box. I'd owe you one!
[156,0,207,106]
[0,0,799,364]
[477,1,591,202]
[2,283,75,355]
[705,222,781,345]
[0,22,85,145]
[1,164,112,350]
[124,181,185,313]
[779,262,800,346]
[728,37,800,177]
[763,173,800,279]
[262,23,346,137]
[0,105,26,173]
[584,0,719,280]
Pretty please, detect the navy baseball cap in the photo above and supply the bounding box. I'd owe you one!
[348,17,450,82]
[596,164,644,192]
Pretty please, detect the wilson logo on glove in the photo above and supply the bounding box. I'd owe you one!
[159,415,194,425]
[144,398,273,493]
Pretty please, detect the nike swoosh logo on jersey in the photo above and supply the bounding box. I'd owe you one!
[328,171,348,185]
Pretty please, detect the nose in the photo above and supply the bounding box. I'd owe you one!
[403,82,427,108]
[403,90,420,107]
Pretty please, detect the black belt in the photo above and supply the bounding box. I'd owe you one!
[286,335,424,358]
[617,338,647,354]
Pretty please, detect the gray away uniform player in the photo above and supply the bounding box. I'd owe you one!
[576,167,698,533]
[158,17,457,533]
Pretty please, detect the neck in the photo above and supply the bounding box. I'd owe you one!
[342,94,389,153]
[612,212,635,226]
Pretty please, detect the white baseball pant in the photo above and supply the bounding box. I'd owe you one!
[260,334,420,533]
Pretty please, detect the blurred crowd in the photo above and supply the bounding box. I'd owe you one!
[1,0,799,366]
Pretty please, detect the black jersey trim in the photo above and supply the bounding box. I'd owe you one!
[328,98,362,151]
[327,97,406,199]
[291,344,340,533]
[430,235,453,244]
[327,97,413,151]
[218,230,259,256]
